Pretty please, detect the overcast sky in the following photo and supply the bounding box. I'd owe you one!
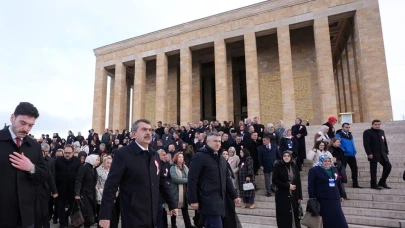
[0,0,403,139]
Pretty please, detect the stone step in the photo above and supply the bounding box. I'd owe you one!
[237,197,405,211]
[254,185,405,196]
[234,205,405,220]
[256,169,405,178]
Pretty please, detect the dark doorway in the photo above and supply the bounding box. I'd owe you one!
[232,56,247,123]
[201,62,216,121]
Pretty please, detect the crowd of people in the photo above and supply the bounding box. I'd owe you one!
[1,102,395,228]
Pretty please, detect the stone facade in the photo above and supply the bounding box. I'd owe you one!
[92,0,392,133]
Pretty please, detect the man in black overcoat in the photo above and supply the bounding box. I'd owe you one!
[363,120,392,189]
[99,119,177,228]
[53,145,81,227]
[188,132,241,228]
[0,102,48,228]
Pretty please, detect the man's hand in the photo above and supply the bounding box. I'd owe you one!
[190,203,199,210]
[170,209,178,216]
[52,194,58,198]
[298,199,302,204]
[9,152,34,171]
[368,154,373,159]
[234,198,241,205]
[260,166,264,170]
[289,184,296,190]
[75,196,80,200]
[246,177,250,182]
[340,197,344,203]
[99,220,110,228]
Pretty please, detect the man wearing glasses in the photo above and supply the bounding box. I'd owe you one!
[53,145,81,228]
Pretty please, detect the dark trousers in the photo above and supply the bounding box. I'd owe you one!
[52,197,59,222]
[204,215,222,228]
[110,197,120,228]
[171,204,192,228]
[34,194,50,228]
[57,198,74,226]
[370,159,392,186]
[157,203,168,228]
[343,156,359,186]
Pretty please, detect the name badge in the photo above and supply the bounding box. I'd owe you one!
[329,178,335,187]
[288,143,292,149]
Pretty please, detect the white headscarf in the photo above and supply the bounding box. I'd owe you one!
[85,154,99,166]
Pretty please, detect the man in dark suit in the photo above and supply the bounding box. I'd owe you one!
[99,119,177,228]
[53,145,81,228]
[188,132,241,228]
[258,136,279,197]
[0,102,48,228]
[150,128,160,150]
[363,120,392,189]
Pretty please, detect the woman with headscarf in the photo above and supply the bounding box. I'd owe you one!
[273,150,302,228]
[78,151,87,164]
[308,154,348,228]
[329,138,348,199]
[275,120,286,141]
[291,118,307,170]
[314,125,331,145]
[323,116,338,139]
[74,154,100,228]
[280,129,298,165]
[263,123,280,146]
[238,148,255,209]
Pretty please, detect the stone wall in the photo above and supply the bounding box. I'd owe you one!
[257,33,282,125]
[290,26,321,124]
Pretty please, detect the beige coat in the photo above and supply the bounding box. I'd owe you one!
[228,155,240,189]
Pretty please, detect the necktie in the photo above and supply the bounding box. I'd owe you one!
[267,145,270,151]
[16,137,21,148]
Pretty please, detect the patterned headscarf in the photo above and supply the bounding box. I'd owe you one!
[316,153,332,170]
[295,118,302,125]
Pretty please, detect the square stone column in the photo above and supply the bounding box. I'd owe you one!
[354,2,392,121]
[156,53,168,124]
[108,76,115,130]
[347,38,362,122]
[277,25,296,127]
[244,33,261,119]
[214,39,229,122]
[113,62,127,131]
[92,67,108,134]
[314,17,338,121]
[180,47,192,125]
[133,58,146,122]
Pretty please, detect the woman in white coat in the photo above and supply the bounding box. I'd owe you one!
[227,147,240,190]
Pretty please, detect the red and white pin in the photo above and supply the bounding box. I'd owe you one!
[155,160,160,175]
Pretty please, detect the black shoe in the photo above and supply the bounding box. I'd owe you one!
[353,185,363,188]
[371,185,382,190]
[378,183,391,189]
[266,193,272,197]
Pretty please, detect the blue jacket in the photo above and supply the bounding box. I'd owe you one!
[258,143,279,173]
[335,130,357,157]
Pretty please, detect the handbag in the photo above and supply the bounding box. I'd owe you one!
[298,203,304,219]
[243,182,255,191]
[70,199,85,227]
[301,212,323,228]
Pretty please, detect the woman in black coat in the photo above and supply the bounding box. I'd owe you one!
[308,154,348,228]
[272,150,302,228]
[329,138,348,199]
[291,118,307,170]
[75,154,100,228]
[238,148,255,209]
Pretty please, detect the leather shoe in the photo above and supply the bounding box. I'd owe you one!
[266,193,272,197]
[378,183,391,189]
[371,185,382,190]
[353,185,363,188]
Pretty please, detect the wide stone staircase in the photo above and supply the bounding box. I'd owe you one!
[172,121,405,228]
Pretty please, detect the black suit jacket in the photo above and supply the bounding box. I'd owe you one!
[99,142,176,228]
[0,127,48,228]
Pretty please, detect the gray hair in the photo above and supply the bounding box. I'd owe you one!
[41,143,50,150]
[131,119,151,131]
[206,132,221,141]
[157,149,166,155]
[100,143,106,147]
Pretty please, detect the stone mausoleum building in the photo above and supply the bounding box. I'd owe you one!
[92,0,392,133]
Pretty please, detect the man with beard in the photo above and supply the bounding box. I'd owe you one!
[99,119,177,228]
[0,102,48,228]
[53,145,81,228]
